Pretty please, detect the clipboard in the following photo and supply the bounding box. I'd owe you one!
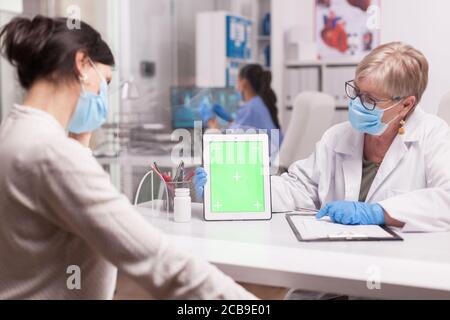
[286,214,403,242]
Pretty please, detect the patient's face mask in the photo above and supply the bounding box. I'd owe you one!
[348,97,403,136]
[68,60,109,134]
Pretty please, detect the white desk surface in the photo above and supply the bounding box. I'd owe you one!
[137,203,450,299]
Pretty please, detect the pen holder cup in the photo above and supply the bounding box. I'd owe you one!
[163,181,194,214]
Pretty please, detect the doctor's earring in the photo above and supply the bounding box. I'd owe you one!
[399,120,406,135]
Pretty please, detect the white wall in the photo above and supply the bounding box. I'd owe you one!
[124,0,173,126]
[272,0,314,128]
[53,0,108,36]
[380,0,450,114]
[272,0,450,119]
[0,0,22,13]
[174,0,216,87]
[0,10,23,121]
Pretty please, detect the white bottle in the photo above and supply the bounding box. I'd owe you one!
[174,188,191,223]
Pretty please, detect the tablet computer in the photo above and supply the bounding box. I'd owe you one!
[203,134,272,221]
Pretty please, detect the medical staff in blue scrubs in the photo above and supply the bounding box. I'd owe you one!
[201,64,284,149]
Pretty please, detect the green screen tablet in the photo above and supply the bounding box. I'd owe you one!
[203,134,272,221]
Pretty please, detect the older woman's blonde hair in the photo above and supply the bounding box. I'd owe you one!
[355,42,429,105]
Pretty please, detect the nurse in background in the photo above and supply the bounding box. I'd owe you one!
[201,64,284,150]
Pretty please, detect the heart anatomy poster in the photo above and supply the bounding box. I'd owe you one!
[316,0,381,59]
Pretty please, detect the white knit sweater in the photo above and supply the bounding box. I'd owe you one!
[0,105,255,300]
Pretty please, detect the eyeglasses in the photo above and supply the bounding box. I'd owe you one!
[345,80,402,111]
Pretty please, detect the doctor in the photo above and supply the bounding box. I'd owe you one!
[196,42,450,232]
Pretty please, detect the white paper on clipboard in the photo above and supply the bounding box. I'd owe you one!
[289,216,395,241]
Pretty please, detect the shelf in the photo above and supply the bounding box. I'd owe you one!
[286,59,359,68]
[286,105,348,111]
[257,35,271,41]
[228,57,258,64]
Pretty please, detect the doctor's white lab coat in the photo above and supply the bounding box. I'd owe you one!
[271,108,450,233]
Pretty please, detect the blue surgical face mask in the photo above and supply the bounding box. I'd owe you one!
[68,61,109,134]
[348,97,402,136]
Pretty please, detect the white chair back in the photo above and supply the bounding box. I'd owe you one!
[279,91,335,169]
[438,91,450,126]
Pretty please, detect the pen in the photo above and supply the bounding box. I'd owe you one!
[152,163,172,183]
[184,169,195,182]
[163,172,172,183]
[180,162,185,182]
[174,161,184,183]
[153,162,162,175]
[180,167,185,182]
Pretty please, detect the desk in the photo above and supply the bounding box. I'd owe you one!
[137,203,450,299]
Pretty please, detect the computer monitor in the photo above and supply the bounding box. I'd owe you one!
[171,87,241,129]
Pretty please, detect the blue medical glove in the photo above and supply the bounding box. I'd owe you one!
[213,104,234,122]
[193,167,208,201]
[199,102,215,125]
[316,201,385,225]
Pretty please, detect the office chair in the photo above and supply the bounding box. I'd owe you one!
[278,91,335,171]
[438,91,450,126]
